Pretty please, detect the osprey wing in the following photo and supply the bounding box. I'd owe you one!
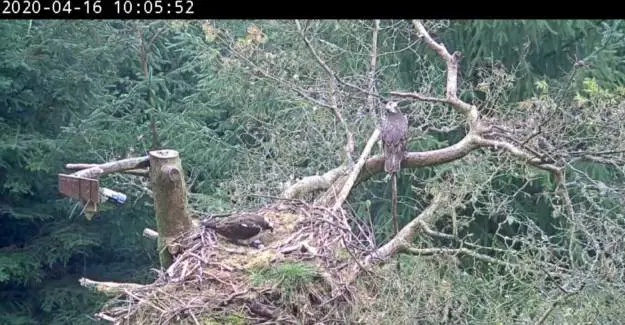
[380,113,408,173]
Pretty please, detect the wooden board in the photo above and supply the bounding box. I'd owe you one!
[58,174,99,203]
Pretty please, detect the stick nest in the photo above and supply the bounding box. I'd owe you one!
[98,202,375,324]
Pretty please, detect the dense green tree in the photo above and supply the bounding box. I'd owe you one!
[0,21,158,325]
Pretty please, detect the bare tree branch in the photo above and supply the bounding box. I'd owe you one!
[330,129,380,210]
[366,20,380,118]
[365,190,448,263]
[67,156,149,179]
[65,163,149,177]
[389,90,449,104]
[281,166,347,200]
[411,20,479,128]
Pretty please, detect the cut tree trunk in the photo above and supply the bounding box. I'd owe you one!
[148,149,192,268]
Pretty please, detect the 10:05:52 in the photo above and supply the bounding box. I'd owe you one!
[114,0,194,15]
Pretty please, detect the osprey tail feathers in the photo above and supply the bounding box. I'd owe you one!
[384,155,401,174]
[383,144,403,174]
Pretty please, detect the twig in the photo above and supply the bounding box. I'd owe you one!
[418,221,510,254]
[294,20,382,100]
[534,283,585,325]
[247,193,306,203]
[79,277,145,296]
[222,37,339,113]
[329,76,354,163]
[405,247,514,269]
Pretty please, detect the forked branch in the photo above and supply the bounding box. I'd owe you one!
[366,190,448,262]
[324,20,382,209]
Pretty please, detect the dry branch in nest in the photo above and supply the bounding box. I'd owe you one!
[93,202,375,325]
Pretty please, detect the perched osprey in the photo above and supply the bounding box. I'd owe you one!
[380,101,408,254]
[201,213,274,246]
[380,101,408,173]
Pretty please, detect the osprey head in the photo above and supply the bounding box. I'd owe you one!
[258,218,274,232]
[238,214,274,233]
[384,101,400,114]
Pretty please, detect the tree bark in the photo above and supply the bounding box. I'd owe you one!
[148,149,192,268]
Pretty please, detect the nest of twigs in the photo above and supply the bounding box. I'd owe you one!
[98,202,376,324]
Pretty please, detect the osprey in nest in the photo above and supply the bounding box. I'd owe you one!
[201,213,274,248]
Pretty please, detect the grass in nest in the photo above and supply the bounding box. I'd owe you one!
[201,312,246,325]
[250,262,319,298]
